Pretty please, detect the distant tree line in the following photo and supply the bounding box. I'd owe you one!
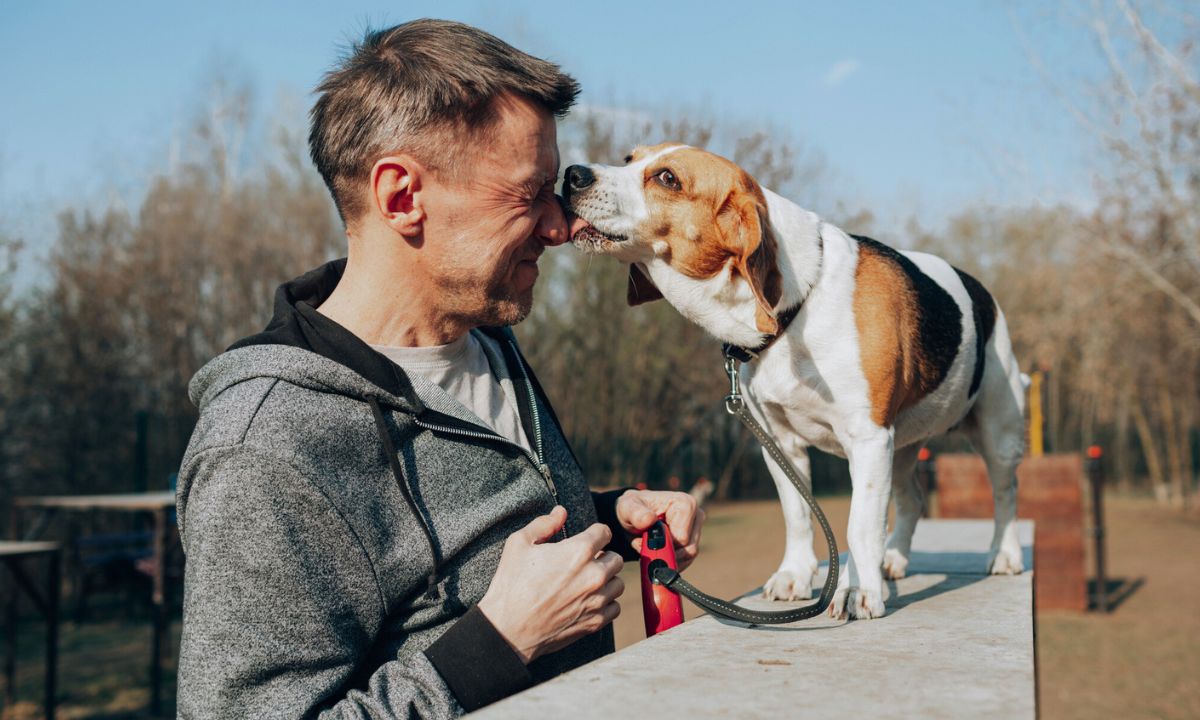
[0,2,1196,525]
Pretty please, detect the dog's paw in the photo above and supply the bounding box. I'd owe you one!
[849,587,886,619]
[828,587,885,620]
[882,548,909,579]
[763,567,816,601]
[988,547,1024,575]
[828,587,849,619]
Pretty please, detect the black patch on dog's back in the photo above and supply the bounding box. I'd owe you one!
[852,235,962,391]
[953,267,996,397]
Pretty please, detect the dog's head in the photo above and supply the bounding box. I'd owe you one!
[563,144,784,341]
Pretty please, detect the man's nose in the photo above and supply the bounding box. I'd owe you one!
[536,194,569,247]
[563,165,595,200]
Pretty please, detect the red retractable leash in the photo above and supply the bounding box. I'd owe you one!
[639,516,684,636]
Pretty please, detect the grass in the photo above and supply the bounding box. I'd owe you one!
[2,494,1196,719]
[2,616,178,719]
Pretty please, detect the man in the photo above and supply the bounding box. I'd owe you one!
[176,18,704,719]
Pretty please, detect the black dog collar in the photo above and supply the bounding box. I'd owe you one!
[721,304,802,363]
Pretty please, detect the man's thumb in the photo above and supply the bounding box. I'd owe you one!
[523,505,567,544]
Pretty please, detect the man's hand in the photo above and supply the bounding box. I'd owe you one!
[615,490,705,570]
[478,507,624,665]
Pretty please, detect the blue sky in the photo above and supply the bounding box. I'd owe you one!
[1,1,1110,287]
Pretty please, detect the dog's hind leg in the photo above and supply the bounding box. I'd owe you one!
[963,315,1027,575]
[883,443,923,579]
[761,443,821,601]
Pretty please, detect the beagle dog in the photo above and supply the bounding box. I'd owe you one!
[563,144,1026,620]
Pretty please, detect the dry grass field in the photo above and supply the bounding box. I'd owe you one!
[2,494,1196,719]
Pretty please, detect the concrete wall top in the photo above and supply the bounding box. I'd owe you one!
[472,519,1036,719]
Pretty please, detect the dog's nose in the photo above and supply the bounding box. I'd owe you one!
[565,165,595,193]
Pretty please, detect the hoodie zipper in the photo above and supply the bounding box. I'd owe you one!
[507,340,551,486]
[409,342,564,539]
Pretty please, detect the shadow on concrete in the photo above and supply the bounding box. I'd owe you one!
[1088,577,1145,612]
[701,545,1036,629]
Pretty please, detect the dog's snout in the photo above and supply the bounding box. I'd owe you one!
[565,165,596,194]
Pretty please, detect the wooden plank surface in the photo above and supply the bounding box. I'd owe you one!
[0,542,60,558]
[13,492,175,511]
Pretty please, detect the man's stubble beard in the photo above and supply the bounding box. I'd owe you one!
[436,263,534,329]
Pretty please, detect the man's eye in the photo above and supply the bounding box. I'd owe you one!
[654,169,681,191]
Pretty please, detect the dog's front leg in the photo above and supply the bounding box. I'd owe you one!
[761,442,820,601]
[829,426,893,620]
[883,443,924,579]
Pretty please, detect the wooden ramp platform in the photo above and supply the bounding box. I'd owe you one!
[472,519,1036,720]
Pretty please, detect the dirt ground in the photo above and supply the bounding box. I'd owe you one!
[3,494,1197,719]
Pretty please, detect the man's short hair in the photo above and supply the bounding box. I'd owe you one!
[309,19,580,226]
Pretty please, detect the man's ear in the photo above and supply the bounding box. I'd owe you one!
[720,185,783,334]
[627,263,664,306]
[371,155,425,238]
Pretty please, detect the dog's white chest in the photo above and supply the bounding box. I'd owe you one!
[746,357,848,457]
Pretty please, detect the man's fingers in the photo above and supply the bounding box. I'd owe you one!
[596,599,621,628]
[686,508,705,549]
[664,498,698,547]
[520,505,567,545]
[569,522,613,557]
[594,549,623,579]
[617,492,658,533]
[598,574,625,603]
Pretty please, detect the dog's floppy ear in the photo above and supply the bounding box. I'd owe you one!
[720,179,783,334]
[627,263,664,306]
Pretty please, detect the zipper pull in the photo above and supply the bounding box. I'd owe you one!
[538,463,553,483]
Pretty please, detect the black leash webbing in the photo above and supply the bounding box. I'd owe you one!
[650,352,840,625]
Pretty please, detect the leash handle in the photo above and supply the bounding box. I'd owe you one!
[639,517,684,636]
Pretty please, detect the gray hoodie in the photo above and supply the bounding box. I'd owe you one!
[176,260,634,718]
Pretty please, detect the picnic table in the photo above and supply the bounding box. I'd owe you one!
[10,491,177,716]
[1,540,61,720]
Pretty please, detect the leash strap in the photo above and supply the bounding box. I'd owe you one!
[650,351,840,625]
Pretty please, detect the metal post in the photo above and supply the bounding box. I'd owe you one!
[917,447,934,518]
[1086,445,1108,613]
[150,508,167,716]
[135,410,149,493]
[5,506,19,706]
[45,549,59,720]
[1028,371,1044,458]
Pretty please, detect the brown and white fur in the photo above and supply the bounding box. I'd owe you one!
[563,144,1026,620]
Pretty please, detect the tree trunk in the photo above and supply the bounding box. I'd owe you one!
[715,430,752,501]
[1132,398,1169,503]
[1115,388,1134,493]
[1158,385,1185,509]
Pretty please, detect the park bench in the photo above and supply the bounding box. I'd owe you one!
[473,519,1036,719]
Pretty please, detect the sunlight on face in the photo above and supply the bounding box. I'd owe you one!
[420,94,567,327]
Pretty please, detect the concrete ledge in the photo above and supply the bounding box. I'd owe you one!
[472,519,1035,719]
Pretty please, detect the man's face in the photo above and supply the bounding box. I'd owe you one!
[418,94,567,328]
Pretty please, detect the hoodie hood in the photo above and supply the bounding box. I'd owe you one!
[188,343,423,415]
[195,259,523,420]
[218,258,421,403]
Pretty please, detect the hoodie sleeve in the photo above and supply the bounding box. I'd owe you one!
[177,444,516,719]
[591,488,640,561]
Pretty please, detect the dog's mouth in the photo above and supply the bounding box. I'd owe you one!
[568,214,627,252]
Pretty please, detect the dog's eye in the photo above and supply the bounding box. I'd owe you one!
[654,169,681,191]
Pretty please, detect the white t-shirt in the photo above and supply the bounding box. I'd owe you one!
[371,332,533,455]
